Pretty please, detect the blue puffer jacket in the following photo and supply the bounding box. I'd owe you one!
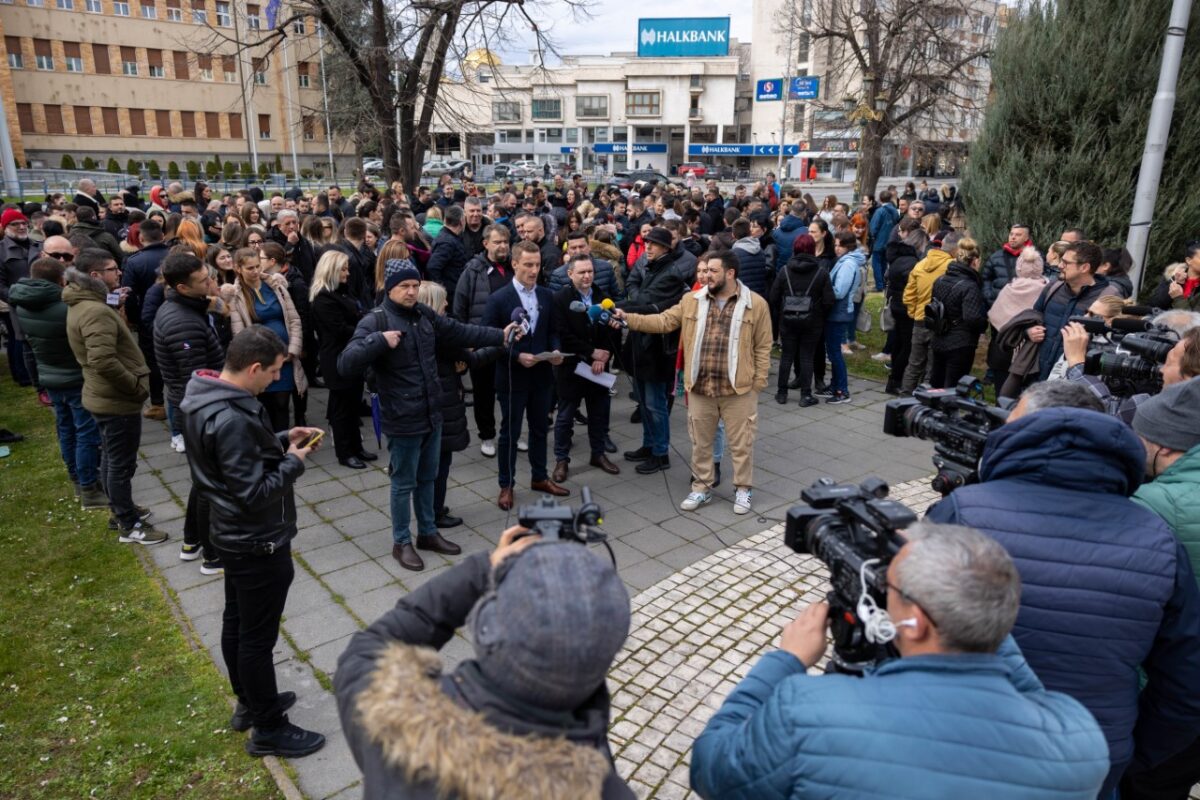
[771,213,806,271]
[691,639,1109,800]
[925,409,1200,796]
[828,248,864,322]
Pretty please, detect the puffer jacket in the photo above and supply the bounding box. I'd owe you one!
[770,213,806,271]
[929,260,987,352]
[1134,442,1200,591]
[153,289,225,406]
[982,245,1021,306]
[925,409,1200,796]
[70,219,124,265]
[828,248,865,322]
[452,253,508,324]
[179,370,303,554]
[335,551,634,800]
[884,240,920,319]
[731,237,769,297]
[691,640,1109,800]
[617,248,690,382]
[1033,276,1115,379]
[10,278,82,389]
[119,242,168,327]
[63,273,150,416]
[902,248,952,321]
[547,258,620,300]
[426,228,470,294]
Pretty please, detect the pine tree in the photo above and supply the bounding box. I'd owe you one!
[60,154,77,170]
[963,0,1200,295]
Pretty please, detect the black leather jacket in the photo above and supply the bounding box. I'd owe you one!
[179,371,303,555]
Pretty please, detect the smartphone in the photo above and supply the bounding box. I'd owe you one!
[301,430,324,449]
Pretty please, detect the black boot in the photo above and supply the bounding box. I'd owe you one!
[245,718,326,758]
[635,454,670,474]
[623,445,652,462]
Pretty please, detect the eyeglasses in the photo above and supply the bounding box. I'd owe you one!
[882,565,938,628]
[99,265,121,274]
[1060,258,1080,267]
[44,251,74,262]
[247,238,263,245]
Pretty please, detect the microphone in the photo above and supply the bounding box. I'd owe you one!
[1122,304,1159,317]
[596,297,626,327]
[507,307,530,345]
[1110,317,1154,333]
[569,300,588,313]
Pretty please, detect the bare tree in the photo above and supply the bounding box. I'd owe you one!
[788,0,997,198]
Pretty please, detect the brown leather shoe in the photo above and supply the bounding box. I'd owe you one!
[552,460,569,483]
[416,532,462,555]
[142,404,166,421]
[392,543,424,571]
[530,479,570,497]
[498,486,514,510]
[589,454,620,475]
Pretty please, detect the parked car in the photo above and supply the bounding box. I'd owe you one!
[676,161,707,178]
[443,159,471,178]
[362,159,384,175]
[605,170,677,191]
[421,161,454,177]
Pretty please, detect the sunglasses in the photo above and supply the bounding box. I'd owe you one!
[44,251,75,262]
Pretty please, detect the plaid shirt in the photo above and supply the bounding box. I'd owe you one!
[695,297,736,397]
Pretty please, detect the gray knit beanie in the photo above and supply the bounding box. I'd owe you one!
[1133,376,1200,453]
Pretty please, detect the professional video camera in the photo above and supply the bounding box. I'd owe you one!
[516,487,607,545]
[785,477,918,674]
[1076,314,1176,396]
[883,376,1009,495]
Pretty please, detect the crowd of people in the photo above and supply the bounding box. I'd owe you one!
[4,169,1200,797]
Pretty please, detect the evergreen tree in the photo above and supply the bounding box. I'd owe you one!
[106,157,121,173]
[147,160,161,178]
[963,0,1200,294]
[60,154,77,170]
[82,157,97,170]
[125,159,138,175]
[167,161,180,179]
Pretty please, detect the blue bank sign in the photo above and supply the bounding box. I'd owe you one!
[593,143,669,154]
[757,76,821,102]
[637,18,731,58]
[688,143,802,157]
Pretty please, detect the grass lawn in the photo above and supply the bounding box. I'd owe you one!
[0,377,282,800]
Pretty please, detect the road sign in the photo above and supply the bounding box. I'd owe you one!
[592,143,668,154]
[756,79,782,102]
[686,143,803,157]
[637,17,731,58]
[789,76,820,100]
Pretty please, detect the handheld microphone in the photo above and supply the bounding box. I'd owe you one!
[586,304,609,325]
[507,307,530,345]
[599,298,616,312]
[569,300,588,313]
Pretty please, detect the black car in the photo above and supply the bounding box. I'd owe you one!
[604,170,679,191]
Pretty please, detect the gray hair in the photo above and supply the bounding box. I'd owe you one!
[941,231,962,253]
[1151,309,1200,336]
[464,196,482,208]
[892,522,1021,653]
[444,204,465,228]
[275,209,298,222]
[1019,380,1104,415]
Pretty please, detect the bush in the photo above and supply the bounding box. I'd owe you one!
[240,162,253,179]
[60,154,77,170]
[257,161,270,180]
[205,161,218,178]
[223,161,236,179]
[167,161,180,179]
[184,160,200,179]
[106,157,121,173]
[300,168,313,179]
[125,159,138,175]
[82,157,97,170]
[273,154,283,174]
[148,160,161,178]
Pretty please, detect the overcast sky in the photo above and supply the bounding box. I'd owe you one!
[495,3,754,63]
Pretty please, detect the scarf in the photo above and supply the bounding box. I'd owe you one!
[1003,240,1032,257]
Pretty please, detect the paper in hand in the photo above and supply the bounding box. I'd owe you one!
[574,362,617,388]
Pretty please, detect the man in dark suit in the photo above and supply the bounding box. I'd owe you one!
[551,253,621,483]
[482,240,569,510]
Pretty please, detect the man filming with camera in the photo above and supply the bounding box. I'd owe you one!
[924,381,1200,797]
[334,524,635,800]
[690,522,1109,800]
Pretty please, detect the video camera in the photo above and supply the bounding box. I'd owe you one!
[785,478,918,674]
[1075,313,1177,396]
[883,376,1009,496]
[516,487,607,546]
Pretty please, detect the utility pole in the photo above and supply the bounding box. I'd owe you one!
[777,5,796,179]
[316,22,336,180]
[280,36,301,180]
[0,102,20,198]
[1127,0,1193,295]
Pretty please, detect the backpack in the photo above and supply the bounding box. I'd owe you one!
[363,307,388,393]
[924,296,952,335]
[781,267,817,328]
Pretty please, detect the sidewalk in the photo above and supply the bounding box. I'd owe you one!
[132,370,936,799]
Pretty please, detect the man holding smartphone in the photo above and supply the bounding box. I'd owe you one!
[180,325,326,758]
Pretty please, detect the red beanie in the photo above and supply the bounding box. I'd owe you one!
[1,208,28,229]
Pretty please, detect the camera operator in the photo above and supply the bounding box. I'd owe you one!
[924,381,1200,796]
[1063,312,1200,424]
[334,526,634,800]
[690,522,1109,800]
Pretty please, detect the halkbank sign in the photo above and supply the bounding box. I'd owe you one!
[637,18,731,58]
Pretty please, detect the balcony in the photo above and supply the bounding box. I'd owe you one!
[689,75,704,94]
[688,107,703,121]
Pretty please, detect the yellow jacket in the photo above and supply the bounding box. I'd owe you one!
[903,249,953,321]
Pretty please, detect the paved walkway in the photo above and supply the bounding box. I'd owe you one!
[133,369,935,799]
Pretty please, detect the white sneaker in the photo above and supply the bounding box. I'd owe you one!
[870,352,890,362]
[171,434,186,453]
[480,439,496,457]
[733,488,753,515]
[517,438,529,452]
[680,491,712,511]
[179,543,201,561]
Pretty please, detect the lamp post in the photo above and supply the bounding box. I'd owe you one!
[843,74,887,201]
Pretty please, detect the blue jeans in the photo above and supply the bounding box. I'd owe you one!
[387,425,441,545]
[633,379,671,457]
[871,250,887,292]
[166,400,183,436]
[825,320,850,395]
[48,387,100,485]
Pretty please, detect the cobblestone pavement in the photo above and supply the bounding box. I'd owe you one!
[133,369,936,799]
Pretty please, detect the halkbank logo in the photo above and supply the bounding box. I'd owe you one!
[637,18,731,58]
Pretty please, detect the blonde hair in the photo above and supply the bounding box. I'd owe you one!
[954,236,980,265]
[921,213,941,239]
[417,280,447,314]
[375,238,412,292]
[425,206,443,222]
[1091,294,1133,321]
[1164,261,1187,282]
[309,250,350,302]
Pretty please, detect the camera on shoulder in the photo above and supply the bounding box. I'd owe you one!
[516,487,606,545]
[1077,314,1176,396]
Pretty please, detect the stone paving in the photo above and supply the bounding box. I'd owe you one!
[131,368,937,799]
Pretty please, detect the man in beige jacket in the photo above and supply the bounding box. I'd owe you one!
[612,251,773,515]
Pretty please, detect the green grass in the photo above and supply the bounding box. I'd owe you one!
[0,378,282,800]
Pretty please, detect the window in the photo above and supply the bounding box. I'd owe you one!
[16,103,35,133]
[246,4,259,29]
[594,126,609,143]
[64,42,83,72]
[120,46,137,75]
[180,110,196,137]
[543,128,562,143]
[147,49,163,77]
[792,103,806,133]
[56,0,74,9]
[26,0,44,7]
[92,43,110,73]
[257,113,270,140]
[191,0,205,23]
[222,54,236,82]
[34,39,53,71]
[214,0,228,25]
[565,127,578,144]
[154,109,171,136]
[204,111,219,137]
[496,129,521,143]
[252,57,266,85]
[530,98,561,121]
[101,106,120,135]
[86,0,102,11]
[44,105,65,134]
[165,0,180,19]
[113,0,130,15]
[492,101,520,123]
[73,106,93,135]
[198,53,212,80]
[302,115,315,141]
[797,32,810,62]
[575,95,608,119]
[5,37,22,70]
[129,107,146,135]
[173,50,189,79]
[228,111,242,139]
[292,16,305,33]
[625,92,660,116]
[297,61,309,88]
[140,1,155,17]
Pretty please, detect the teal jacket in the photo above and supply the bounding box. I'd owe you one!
[9,278,82,390]
[1134,444,1200,590]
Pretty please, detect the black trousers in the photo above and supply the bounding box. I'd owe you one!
[553,374,611,462]
[469,364,497,442]
[183,485,216,561]
[1121,734,1200,800]
[326,386,364,459]
[258,391,291,434]
[137,332,164,406]
[434,450,453,515]
[930,344,977,389]
[887,314,914,391]
[497,385,552,488]
[812,328,827,385]
[778,327,822,394]
[94,412,142,527]
[218,545,294,730]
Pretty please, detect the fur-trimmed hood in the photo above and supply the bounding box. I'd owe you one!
[353,643,619,800]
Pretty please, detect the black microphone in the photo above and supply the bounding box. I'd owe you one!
[507,307,530,345]
[1123,304,1159,317]
[1110,317,1154,333]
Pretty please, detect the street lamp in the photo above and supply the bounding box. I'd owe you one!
[844,74,888,200]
